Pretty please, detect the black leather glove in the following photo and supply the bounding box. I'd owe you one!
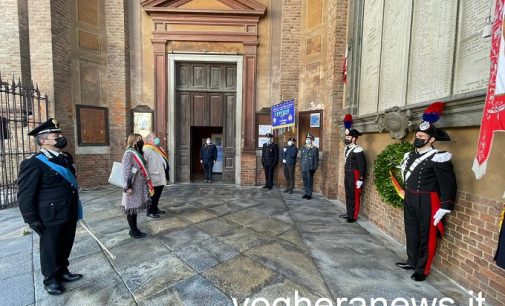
[29,222,45,236]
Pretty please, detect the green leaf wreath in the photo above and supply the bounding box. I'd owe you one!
[373,141,412,208]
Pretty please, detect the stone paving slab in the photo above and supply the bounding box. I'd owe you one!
[0,184,474,306]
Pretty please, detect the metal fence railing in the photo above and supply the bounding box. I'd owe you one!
[0,74,49,209]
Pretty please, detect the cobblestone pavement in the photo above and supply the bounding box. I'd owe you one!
[0,184,471,306]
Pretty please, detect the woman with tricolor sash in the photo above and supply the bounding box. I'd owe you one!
[121,133,154,238]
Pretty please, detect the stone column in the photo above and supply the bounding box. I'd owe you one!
[152,40,167,146]
[0,0,30,82]
[106,0,131,162]
[28,0,74,152]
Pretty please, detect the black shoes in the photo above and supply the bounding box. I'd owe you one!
[305,195,311,200]
[283,188,289,193]
[44,282,65,295]
[129,230,147,239]
[411,272,426,281]
[339,214,349,219]
[156,209,166,214]
[288,190,293,194]
[395,262,415,270]
[302,194,308,199]
[60,273,83,282]
[262,185,268,188]
[146,213,160,218]
[346,218,356,223]
[204,180,209,183]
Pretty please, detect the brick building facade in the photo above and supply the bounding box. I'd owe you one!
[1,0,504,305]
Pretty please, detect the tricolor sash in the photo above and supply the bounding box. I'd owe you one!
[35,154,83,220]
[143,144,168,163]
[126,148,155,196]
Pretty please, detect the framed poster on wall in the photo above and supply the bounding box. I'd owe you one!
[298,110,323,151]
[131,105,154,138]
[76,105,109,146]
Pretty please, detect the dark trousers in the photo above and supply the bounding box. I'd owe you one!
[149,185,164,214]
[263,165,275,188]
[40,221,77,285]
[302,170,314,196]
[284,165,295,191]
[404,191,442,276]
[344,170,361,219]
[126,213,139,233]
[203,160,214,180]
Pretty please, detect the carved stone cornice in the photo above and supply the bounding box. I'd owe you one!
[344,93,486,135]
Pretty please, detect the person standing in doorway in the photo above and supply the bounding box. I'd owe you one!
[300,133,319,199]
[143,133,168,218]
[18,118,83,295]
[340,114,367,223]
[121,133,153,238]
[200,137,217,183]
[261,132,279,189]
[282,137,298,193]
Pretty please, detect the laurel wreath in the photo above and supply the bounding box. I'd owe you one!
[373,141,413,208]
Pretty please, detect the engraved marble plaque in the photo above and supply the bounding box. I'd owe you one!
[453,0,492,95]
[406,0,458,105]
[378,0,412,111]
[358,0,384,115]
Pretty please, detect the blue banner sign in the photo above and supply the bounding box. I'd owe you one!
[271,99,295,129]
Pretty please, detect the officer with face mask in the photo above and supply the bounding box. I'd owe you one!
[18,118,82,295]
[395,102,457,282]
[200,137,217,183]
[282,137,298,193]
[340,127,367,223]
[300,133,319,199]
[261,133,279,189]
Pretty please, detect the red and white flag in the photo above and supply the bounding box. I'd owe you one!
[473,0,505,179]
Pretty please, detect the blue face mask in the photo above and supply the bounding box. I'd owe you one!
[154,138,161,146]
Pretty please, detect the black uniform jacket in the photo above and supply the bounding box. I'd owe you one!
[17,151,79,227]
[344,144,367,180]
[262,142,279,167]
[283,145,298,166]
[401,148,457,210]
[200,144,217,161]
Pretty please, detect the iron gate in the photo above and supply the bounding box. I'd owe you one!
[0,75,49,209]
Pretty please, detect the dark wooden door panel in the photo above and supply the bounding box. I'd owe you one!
[209,93,224,127]
[222,93,235,183]
[176,62,236,183]
[191,92,207,126]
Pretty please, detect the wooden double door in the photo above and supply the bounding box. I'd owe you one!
[175,62,237,183]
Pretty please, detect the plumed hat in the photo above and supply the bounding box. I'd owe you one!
[416,102,450,141]
[343,114,362,137]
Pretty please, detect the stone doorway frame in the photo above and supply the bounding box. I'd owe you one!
[168,54,243,185]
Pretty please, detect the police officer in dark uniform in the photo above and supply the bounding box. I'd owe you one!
[300,133,319,200]
[282,137,298,193]
[261,133,278,189]
[495,212,505,269]
[17,118,82,295]
[340,128,367,223]
[200,137,217,183]
[395,115,457,282]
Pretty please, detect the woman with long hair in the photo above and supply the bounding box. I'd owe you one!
[121,133,154,238]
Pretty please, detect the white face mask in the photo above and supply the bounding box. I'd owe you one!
[206,140,211,145]
[306,139,312,145]
[288,141,293,146]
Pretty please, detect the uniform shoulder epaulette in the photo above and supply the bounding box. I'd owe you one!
[354,146,363,153]
[26,153,36,159]
[432,151,452,163]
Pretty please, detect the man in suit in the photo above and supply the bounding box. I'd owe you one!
[17,118,82,295]
[200,137,217,183]
[300,133,319,200]
[340,128,367,223]
[261,133,279,189]
[282,137,298,194]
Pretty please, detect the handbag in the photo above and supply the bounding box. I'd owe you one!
[108,162,124,187]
